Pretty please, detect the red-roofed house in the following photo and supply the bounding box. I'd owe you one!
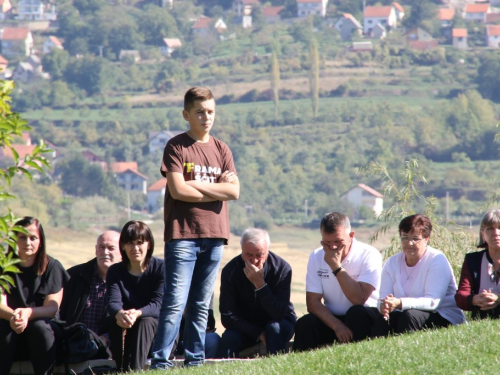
[297,0,328,18]
[486,25,500,47]
[463,4,491,22]
[452,28,468,49]
[404,27,436,50]
[233,0,259,17]
[334,13,362,41]
[116,169,148,194]
[0,0,12,20]
[0,144,36,160]
[42,36,63,54]
[438,8,455,28]
[81,150,107,169]
[192,17,227,36]
[392,2,405,21]
[341,183,384,217]
[262,6,284,23]
[363,6,397,34]
[0,28,33,57]
[486,13,500,25]
[109,162,138,173]
[147,178,167,212]
[192,16,213,37]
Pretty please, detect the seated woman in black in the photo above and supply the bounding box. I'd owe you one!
[0,217,69,375]
[107,220,164,371]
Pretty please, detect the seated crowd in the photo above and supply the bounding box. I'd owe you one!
[1,210,500,374]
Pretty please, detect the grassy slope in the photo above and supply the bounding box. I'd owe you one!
[157,319,500,374]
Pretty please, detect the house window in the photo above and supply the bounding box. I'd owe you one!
[368,20,372,24]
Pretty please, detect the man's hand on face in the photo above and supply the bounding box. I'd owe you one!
[323,242,344,272]
[244,260,266,289]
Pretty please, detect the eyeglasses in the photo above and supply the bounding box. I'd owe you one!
[400,237,425,245]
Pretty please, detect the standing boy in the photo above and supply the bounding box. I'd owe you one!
[151,87,239,369]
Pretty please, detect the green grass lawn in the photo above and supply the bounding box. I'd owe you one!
[148,319,500,374]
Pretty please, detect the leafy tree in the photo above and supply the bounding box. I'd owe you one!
[56,153,112,197]
[63,56,111,95]
[137,5,180,45]
[309,39,319,118]
[358,160,475,272]
[0,79,52,293]
[403,0,438,30]
[42,49,71,81]
[270,50,280,125]
[477,52,500,102]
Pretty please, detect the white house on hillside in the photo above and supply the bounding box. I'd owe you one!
[341,183,384,217]
[147,178,166,212]
[463,3,490,22]
[0,28,33,57]
[148,130,183,154]
[297,0,328,18]
[42,36,63,54]
[334,13,362,41]
[363,6,397,34]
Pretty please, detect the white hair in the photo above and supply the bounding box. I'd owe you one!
[240,228,270,249]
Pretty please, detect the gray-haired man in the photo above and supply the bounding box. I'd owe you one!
[218,228,296,357]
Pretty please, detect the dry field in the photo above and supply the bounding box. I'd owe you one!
[45,223,392,329]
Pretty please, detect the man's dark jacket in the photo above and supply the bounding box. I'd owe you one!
[219,251,296,341]
[60,258,107,332]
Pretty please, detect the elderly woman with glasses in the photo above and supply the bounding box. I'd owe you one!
[455,209,500,319]
[377,214,465,334]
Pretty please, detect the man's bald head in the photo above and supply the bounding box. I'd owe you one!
[95,230,121,279]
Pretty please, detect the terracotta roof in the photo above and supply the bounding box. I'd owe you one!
[464,4,489,14]
[2,144,36,159]
[262,6,284,16]
[0,54,7,65]
[148,178,167,192]
[48,36,62,46]
[163,38,182,48]
[364,6,393,18]
[452,28,467,38]
[437,8,455,21]
[487,25,500,36]
[119,168,148,180]
[192,16,212,29]
[486,13,500,24]
[1,27,30,41]
[408,40,438,51]
[392,2,404,12]
[111,162,138,173]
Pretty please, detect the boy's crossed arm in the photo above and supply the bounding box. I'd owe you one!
[167,171,239,202]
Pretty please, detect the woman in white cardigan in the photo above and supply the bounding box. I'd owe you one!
[378,214,465,334]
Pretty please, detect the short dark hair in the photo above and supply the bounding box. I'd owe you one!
[320,212,351,234]
[399,214,432,238]
[119,221,155,269]
[184,86,214,111]
[478,209,500,248]
[9,216,48,276]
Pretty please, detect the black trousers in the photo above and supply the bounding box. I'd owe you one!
[383,309,451,334]
[0,318,62,375]
[108,316,158,371]
[293,306,385,352]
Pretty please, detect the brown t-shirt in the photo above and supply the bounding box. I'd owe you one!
[161,132,237,243]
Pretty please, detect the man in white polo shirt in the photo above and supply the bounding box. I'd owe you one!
[293,212,384,351]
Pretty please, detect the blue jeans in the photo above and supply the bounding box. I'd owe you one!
[150,239,224,368]
[217,319,295,357]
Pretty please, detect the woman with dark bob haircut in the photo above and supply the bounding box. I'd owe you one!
[377,214,465,334]
[455,209,500,319]
[0,217,69,375]
[106,220,165,371]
